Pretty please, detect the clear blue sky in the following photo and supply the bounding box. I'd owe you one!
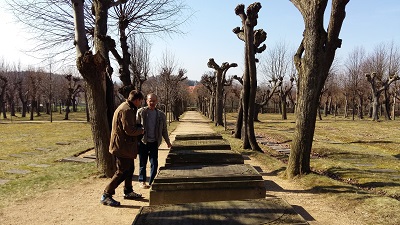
[1,0,400,82]
[149,0,400,81]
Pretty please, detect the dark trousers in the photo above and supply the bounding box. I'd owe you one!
[138,141,158,185]
[104,156,134,196]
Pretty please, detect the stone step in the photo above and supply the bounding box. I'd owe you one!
[174,133,222,140]
[150,164,266,205]
[133,198,308,225]
[171,139,231,150]
[165,149,244,166]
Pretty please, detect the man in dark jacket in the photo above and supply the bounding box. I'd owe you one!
[137,93,172,188]
[101,90,145,207]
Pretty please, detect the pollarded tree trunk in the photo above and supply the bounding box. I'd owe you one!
[281,98,288,120]
[234,3,266,152]
[280,80,294,120]
[72,0,115,177]
[209,92,215,121]
[392,92,397,120]
[207,58,237,126]
[343,93,348,118]
[287,0,349,178]
[383,90,391,120]
[371,92,380,121]
[0,76,8,119]
[234,95,243,139]
[366,72,400,121]
[254,103,261,122]
[358,93,364,119]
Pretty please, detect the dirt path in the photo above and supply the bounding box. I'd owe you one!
[0,156,363,225]
[0,112,366,225]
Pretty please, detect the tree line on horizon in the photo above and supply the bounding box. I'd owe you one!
[0,63,193,122]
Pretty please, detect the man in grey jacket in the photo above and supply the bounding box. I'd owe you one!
[101,90,145,207]
[137,93,172,188]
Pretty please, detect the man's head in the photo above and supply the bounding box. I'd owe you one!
[146,93,158,110]
[127,90,144,107]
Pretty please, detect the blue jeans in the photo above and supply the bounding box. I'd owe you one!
[138,141,158,185]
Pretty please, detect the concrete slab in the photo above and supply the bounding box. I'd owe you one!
[5,169,32,174]
[83,154,96,159]
[0,179,11,185]
[174,133,222,140]
[276,149,291,154]
[59,156,95,163]
[165,149,244,166]
[21,152,38,155]
[150,164,266,205]
[354,164,374,167]
[171,139,231,150]
[28,164,51,168]
[133,198,308,225]
[369,168,396,173]
[56,142,71,145]
[9,154,26,158]
[34,148,51,152]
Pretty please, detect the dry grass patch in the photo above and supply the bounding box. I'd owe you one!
[0,121,95,208]
[0,111,179,209]
[211,112,399,224]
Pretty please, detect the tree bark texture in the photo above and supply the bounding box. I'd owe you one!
[207,58,237,126]
[287,0,349,178]
[72,0,115,177]
[234,3,266,151]
[234,96,243,139]
[366,72,400,121]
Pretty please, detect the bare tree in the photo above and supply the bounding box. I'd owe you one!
[364,43,400,121]
[64,74,83,120]
[287,0,349,178]
[8,0,191,177]
[207,58,236,126]
[260,42,295,119]
[16,72,29,118]
[253,78,281,121]
[108,0,191,97]
[0,74,7,119]
[233,2,266,152]
[5,70,19,117]
[344,46,367,120]
[157,51,187,122]
[130,36,151,91]
[201,71,217,122]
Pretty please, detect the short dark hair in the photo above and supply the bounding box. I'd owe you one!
[128,90,144,101]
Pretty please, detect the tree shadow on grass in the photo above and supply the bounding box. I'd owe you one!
[253,166,286,176]
[264,178,367,197]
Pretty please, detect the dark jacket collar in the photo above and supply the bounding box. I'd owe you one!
[126,100,137,110]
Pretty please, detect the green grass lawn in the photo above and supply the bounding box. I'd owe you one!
[0,110,178,208]
[222,113,400,198]
[0,120,95,208]
[213,112,399,224]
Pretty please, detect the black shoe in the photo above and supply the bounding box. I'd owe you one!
[100,194,120,206]
[124,191,143,199]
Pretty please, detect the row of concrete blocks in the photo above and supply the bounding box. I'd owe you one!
[133,133,308,224]
[149,133,266,205]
